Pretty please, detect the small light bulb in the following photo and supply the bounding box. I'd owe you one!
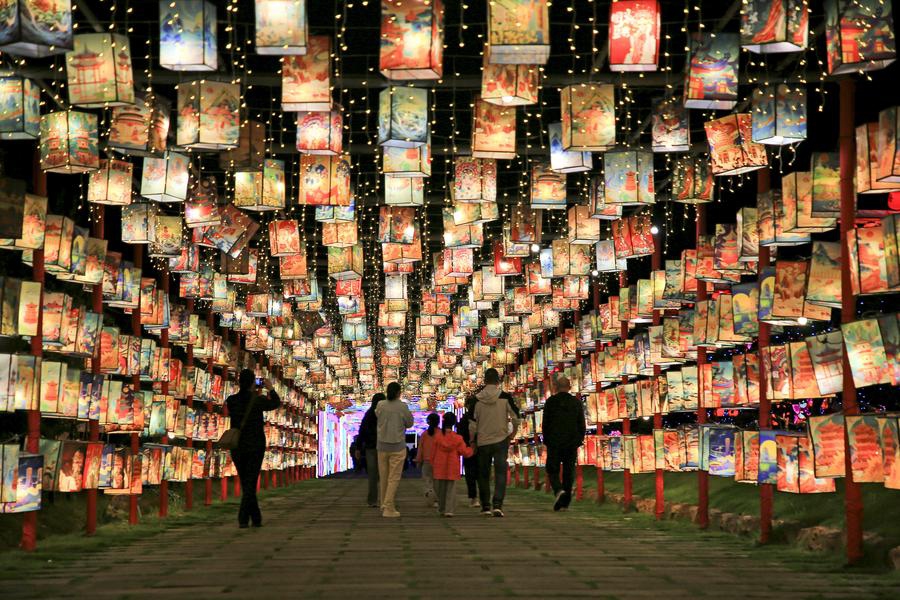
[591,269,599,276]
[501,95,514,104]
[798,316,808,325]
[530,243,540,253]
[650,225,659,235]
[404,225,415,238]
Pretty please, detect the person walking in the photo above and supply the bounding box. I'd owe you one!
[375,382,414,518]
[225,369,281,528]
[456,396,480,508]
[470,368,520,517]
[431,412,475,517]
[542,375,586,511]
[357,392,384,507]
[416,413,441,507]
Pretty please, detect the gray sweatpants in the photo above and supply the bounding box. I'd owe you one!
[435,479,457,515]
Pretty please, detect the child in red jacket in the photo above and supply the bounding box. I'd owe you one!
[431,412,475,517]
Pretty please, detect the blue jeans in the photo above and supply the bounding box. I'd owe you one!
[477,441,509,510]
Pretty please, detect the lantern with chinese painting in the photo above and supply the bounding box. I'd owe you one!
[65,33,134,108]
[88,159,132,206]
[651,96,689,152]
[383,139,431,177]
[741,0,809,53]
[159,0,217,71]
[568,204,600,245]
[452,201,498,226]
[268,219,302,257]
[282,35,332,111]
[453,157,497,202]
[0,76,39,140]
[824,0,896,75]
[857,123,900,194]
[811,152,840,217]
[176,80,240,150]
[671,155,714,204]
[380,0,444,80]
[609,1,660,72]
[443,207,483,248]
[705,114,767,176]
[328,244,364,280]
[751,84,806,145]
[39,111,99,174]
[378,206,417,244]
[531,162,567,210]
[141,152,190,203]
[847,224,895,296]
[378,86,428,148]
[299,155,351,206]
[149,215,183,259]
[603,151,655,206]
[443,248,474,277]
[471,99,516,159]
[255,0,308,55]
[486,0,549,64]
[481,60,538,106]
[219,119,264,170]
[315,201,356,224]
[296,109,342,156]
[385,177,424,207]
[684,32,740,110]
[876,107,900,184]
[493,241,522,276]
[0,0,73,57]
[589,176,623,220]
[121,203,156,244]
[108,94,170,156]
[781,171,837,233]
[560,84,615,151]
[549,122,591,173]
[235,159,286,211]
[322,220,358,248]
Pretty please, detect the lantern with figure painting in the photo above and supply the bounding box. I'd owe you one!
[603,151,655,206]
[65,33,134,108]
[454,157,497,202]
[384,140,431,177]
[472,99,516,159]
[486,0,550,64]
[316,201,356,224]
[235,159,286,211]
[141,152,190,203]
[741,0,809,53]
[481,59,538,106]
[684,32,740,109]
[705,114,767,176]
[671,155,714,204]
[176,80,240,150]
[385,177,424,207]
[568,205,600,245]
[255,0,308,55]
[282,35,332,111]
[219,119,264,170]
[0,76,40,140]
[380,0,444,80]
[651,96,689,152]
[531,163,567,210]
[443,248,474,277]
[609,1,660,72]
[296,109,342,155]
[876,107,900,184]
[857,123,900,194]
[824,0,896,75]
[560,84,615,151]
[378,86,428,148]
[108,94,170,156]
[751,84,807,145]
[88,160,133,206]
[39,111,99,174]
[549,123,591,173]
[299,155,351,206]
[328,244,364,280]
[159,0,217,71]
[0,0,73,57]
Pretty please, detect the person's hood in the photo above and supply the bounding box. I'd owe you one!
[435,431,457,450]
[476,385,502,404]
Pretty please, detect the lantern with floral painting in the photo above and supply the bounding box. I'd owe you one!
[481,59,538,106]
[824,0,896,75]
[380,0,444,80]
[234,159,286,211]
[328,244,364,280]
[296,109,343,155]
[141,152,190,203]
[88,159,133,206]
[255,0,308,55]
[857,123,900,194]
[671,155,714,204]
[299,155,351,206]
[385,177,424,207]
[383,139,431,177]
[219,119,264,170]
[0,0,73,58]
[471,99,516,159]
[684,32,740,109]
[176,80,240,149]
[0,76,40,140]
[378,86,428,148]
[751,84,806,145]
[159,0,217,71]
[531,162,567,210]
[65,33,134,107]
[560,84,615,151]
[609,1,660,72]
[741,0,809,53]
[108,94,170,156]
[322,220,357,248]
[486,0,550,65]
[453,157,497,202]
[282,35,332,111]
[651,96,689,152]
[603,151,655,206]
[705,114,767,176]
[549,122,591,173]
[39,111,99,174]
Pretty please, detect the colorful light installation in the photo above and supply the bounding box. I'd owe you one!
[379,0,444,80]
[750,84,807,145]
[740,0,809,53]
[0,0,73,57]
[609,0,660,72]
[0,76,40,140]
[39,110,99,174]
[486,0,550,65]
[282,35,332,111]
[140,152,190,203]
[560,84,615,151]
[684,32,740,110]
[471,99,516,159]
[176,80,240,149]
[159,0,217,71]
[254,0,308,55]
[296,110,343,156]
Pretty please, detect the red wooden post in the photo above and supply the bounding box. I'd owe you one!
[619,272,633,511]
[593,278,605,504]
[536,331,547,490]
[695,205,710,529]
[757,169,774,543]
[651,222,665,520]
[86,204,105,535]
[158,270,170,519]
[129,246,143,526]
[839,78,864,564]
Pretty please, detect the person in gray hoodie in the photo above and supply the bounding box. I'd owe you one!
[375,382,414,518]
[469,368,520,517]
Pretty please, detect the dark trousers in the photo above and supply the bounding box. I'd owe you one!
[546,445,577,505]
[232,446,265,526]
[463,455,478,499]
[365,448,379,506]
[476,441,509,510]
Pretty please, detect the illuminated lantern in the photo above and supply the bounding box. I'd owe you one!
[609,1,660,71]
[603,151,655,206]
[0,76,40,139]
[560,84,615,151]
[810,152,840,217]
[0,0,73,57]
[671,155,714,204]
[443,248,474,277]
[39,110,99,174]
[282,35,332,111]
[328,244,364,280]
[486,0,550,65]
[481,60,538,106]
[471,99,516,159]
[108,94,170,156]
[704,114,767,176]
[65,33,133,108]
[255,0,308,55]
[454,157,497,202]
[383,138,431,177]
[781,171,837,233]
[549,122,591,173]
[299,155,351,206]
[883,214,900,289]
[589,176,623,220]
[268,220,302,257]
[531,162,566,210]
[149,215,183,258]
[315,201,356,223]
[159,0,217,71]
[857,123,900,193]
[380,0,444,79]
[88,159,133,206]
[876,107,900,183]
[296,109,343,155]
[385,177,424,207]
[452,201,497,226]
[751,84,806,145]
[378,206,417,244]
[568,205,600,246]
[443,207,483,248]
[824,0,896,75]
[235,159,286,211]
[684,32,740,110]
[493,241,522,276]
[219,119,264,170]
[741,0,808,53]
[847,224,894,296]
[121,203,156,244]
[651,96,689,152]
[383,239,422,264]
[378,86,428,148]
[141,152,190,203]
[176,80,240,149]
[322,220,358,248]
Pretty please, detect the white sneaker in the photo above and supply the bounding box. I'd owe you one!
[382,508,401,518]
[469,498,480,508]
[481,509,493,516]
[553,490,566,512]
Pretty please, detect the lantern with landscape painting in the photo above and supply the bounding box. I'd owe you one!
[471,99,516,159]
[751,84,807,146]
[0,0,73,57]
[282,35,332,111]
[39,111,99,174]
[560,84,615,151]
[328,244,364,280]
[486,0,550,65]
[608,1,660,72]
[378,86,429,148]
[108,94,170,156]
[671,155,714,204]
[603,151,655,206]
[684,32,740,110]
[65,33,134,108]
[255,0,308,55]
[176,80,240,150]
[0,76,40,140]
[481,60,538,106]
[857,123,900,194]
[296,109,343,155]
[141,152,190,203]
[824,0,896,75]
[741,0,809,53]
[159,0,217,71]
[705,114,767,176]
[234,159,286,211]
[380,0,444,80]
[88,160,132,206]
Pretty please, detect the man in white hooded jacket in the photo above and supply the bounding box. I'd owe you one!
[469,368,520,517]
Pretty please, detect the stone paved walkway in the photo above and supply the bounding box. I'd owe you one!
[3,477,900,599]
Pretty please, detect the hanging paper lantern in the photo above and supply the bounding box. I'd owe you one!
[322,220,358,248]
[296,109,343,155]
[255,0,308,55]
[781,171,836,233]
[549,122,591,173]
[159,0,217,71]
[857,123,900,194]
[530,162,566,210]
[560,84,615,151]
[651,96,689,152]
[149,215,183,258]
[268,220,302,257]
[0,0,73,57]
[176,80,240,149]
[481,60,538,106]
[88,159,133,206]
[876,107,900,184]
[378,86,428,148]
[0,76,40,140]
[588,176,622,220]
[751,84,807,145]
[141,152,190,203]
[452,201,497,226]
[671,155,714,204]
[847,224,895,296]
[443,248,474,277]
[741,0,809,53]
[379,0,444,80]
[684,32,740,110]
[235,159,286,211]
[486,0,550,65]
[608,1,660,72]
[454,157,497,202]
[282,35,332,111]
[810,152,840,217]
[471,98,516,159]
[121,203,156,244]
[567,205,600,245]
[219,119,265,170]
[39,110,99,174]
[383,140,431,177]
[824,0,896,75]
[299,155,351,206]
[603,151,655,206]
[315,201,356,223]
[705,114,767,176]
[385,177,424,207]
[108,94,170,156]
[65,33,134,108]
[328,244,364,280]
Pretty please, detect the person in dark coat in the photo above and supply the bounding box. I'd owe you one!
[456,395,480,508]
[357,392,384,507]
[541,375,586,512]
[225,369,281,528]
